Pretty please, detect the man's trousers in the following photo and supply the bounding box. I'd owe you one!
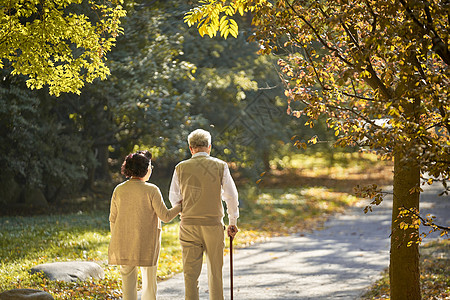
[121,265,157,300]
[179,224,225,300]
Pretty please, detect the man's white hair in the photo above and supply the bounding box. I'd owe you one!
[188,129,211,149]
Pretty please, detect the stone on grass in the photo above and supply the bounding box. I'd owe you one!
[0,289,54,300]
[30,261,104,282]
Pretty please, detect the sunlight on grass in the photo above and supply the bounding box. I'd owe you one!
[158,223,183,279]
[0,213,180,299]
[283,151,380,169]
[273,151,390,180]
[236,185,359,237]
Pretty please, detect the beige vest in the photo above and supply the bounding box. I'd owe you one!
[176,155,226,226]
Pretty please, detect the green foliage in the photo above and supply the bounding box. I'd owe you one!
[89,0,301,178]
[184,0,266,38]
[75,0,210,170]
[0,0,342,209]
[1,0,296,201]
[0,70,93,202]
[0,0,126,96]
[180,6,298,175]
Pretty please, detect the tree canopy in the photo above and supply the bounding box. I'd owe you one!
[185,1,449,181]
[0,0,126,96]
[184,0,449,299]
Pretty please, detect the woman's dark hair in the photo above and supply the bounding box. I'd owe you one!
[121,150,152,178]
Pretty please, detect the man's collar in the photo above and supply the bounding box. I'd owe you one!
[192,152,209,158]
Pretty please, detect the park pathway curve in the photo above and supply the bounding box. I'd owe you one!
[156,183,449,300]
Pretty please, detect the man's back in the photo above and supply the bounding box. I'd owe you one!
[169,129,239,300]
[176,155,227,226]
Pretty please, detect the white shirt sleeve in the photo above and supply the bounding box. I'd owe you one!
[222,164,239,226]
[169,169,183,207]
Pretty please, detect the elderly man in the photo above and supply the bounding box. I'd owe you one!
[169,129,239,300]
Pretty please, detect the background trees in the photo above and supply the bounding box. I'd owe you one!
[0,68,95,206]
[184,0,449,299]
[1,0,308,206]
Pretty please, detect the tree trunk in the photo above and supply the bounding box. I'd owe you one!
[95,145,112,181]
[389,150,421,299]
[262,149,271,171]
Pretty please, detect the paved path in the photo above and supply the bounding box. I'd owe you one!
[156,183,449,300]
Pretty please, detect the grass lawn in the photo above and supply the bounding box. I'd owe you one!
[0,151,406,299]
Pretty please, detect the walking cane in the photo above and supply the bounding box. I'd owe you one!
[229,234,234,300]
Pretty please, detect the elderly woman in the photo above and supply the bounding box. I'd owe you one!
[108,150,181,300]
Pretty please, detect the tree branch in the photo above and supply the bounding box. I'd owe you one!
[424,120,450,131]
[341,90,376,101]
[401,205,450,232]
[286,1,354,67]
[411,52,428,82]
[302,47,376,102]
[399,0,450,65]
[323,102,382,130]
[361,60,394,100]
[340,18,360,50]
[302,47,328,91]
[364,0,377,34]
[292,1,393,100]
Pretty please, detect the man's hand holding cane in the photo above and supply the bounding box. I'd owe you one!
[227,225,239,238]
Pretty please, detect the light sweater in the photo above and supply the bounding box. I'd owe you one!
[108,179,181,266]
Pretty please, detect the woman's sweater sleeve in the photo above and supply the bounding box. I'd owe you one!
[109,190,118,231]
[151,186,181,223]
